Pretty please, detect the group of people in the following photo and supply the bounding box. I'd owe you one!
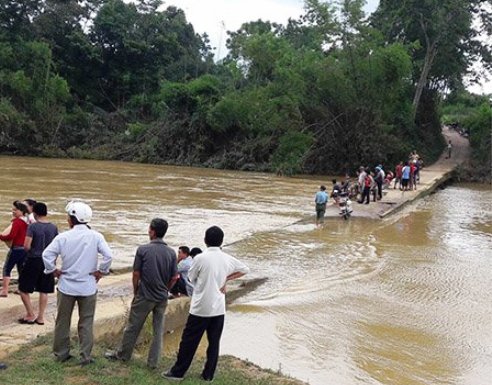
[314,150,425,222]
[0,199,57,325]
[0,199,249,382]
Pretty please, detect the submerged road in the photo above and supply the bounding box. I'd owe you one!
[0,128,472,369]
[324,127,470,219]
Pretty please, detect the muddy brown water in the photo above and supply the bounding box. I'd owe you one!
[0,156,491,385]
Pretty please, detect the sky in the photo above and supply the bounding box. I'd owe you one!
[167,0,379,58]
[162,0,490,94]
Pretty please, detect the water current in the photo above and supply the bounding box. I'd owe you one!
[0,156,490,385]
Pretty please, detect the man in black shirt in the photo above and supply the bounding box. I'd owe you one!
[18,202,58,325]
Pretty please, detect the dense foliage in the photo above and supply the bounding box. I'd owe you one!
[0,0,490,175]
[442,91,492,181]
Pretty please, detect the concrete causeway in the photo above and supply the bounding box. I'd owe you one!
[323,127,470,220]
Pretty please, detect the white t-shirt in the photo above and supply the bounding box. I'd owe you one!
[188,247,249,317]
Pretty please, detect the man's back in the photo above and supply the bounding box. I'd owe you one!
[134,239,177,302]
[315,190,327,204]
[189,247,249,317]
[27,222,58,258]
[43,224,112,296]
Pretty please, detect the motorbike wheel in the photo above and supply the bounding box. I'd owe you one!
[343,210,349,220]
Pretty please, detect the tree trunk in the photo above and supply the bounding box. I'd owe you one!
[412,42,438,121]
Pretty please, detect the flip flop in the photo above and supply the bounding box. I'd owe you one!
[0,294,7,298]
[18,318,35,325]
[34,319,44,325]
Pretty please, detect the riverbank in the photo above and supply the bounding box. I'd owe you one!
[0,274,265,359]
[0,334,307,385]
[323,127,471,219]
[0,276,301,384]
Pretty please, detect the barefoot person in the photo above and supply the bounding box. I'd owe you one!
[0,201,29,297]
[18,202,58,324]
[163,226,250,382]
[42,201,113,366]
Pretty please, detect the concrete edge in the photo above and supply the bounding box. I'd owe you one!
[378,170,455,218]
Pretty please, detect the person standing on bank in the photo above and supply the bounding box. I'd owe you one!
[163,225,250,382]
[0,201,29,297]
[314,185,328,227]
[42,201,112,366]
[374,166,385,201]
[18,202,58,324]
[105,218,178,369]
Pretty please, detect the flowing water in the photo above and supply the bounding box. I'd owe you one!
[0,156,491,385]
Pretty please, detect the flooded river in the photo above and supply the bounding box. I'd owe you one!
[1,156,491,385]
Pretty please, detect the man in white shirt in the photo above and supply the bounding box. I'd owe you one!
[163,226,250,382]
[42,201,113,366]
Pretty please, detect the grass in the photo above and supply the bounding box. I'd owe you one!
[0,335,307,385]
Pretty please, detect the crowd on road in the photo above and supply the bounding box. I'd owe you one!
[0,199,249,382]
[314,150,427,225]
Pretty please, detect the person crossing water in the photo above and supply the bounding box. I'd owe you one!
[314,185,328,227]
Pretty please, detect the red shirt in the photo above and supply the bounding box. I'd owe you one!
[0,217,27,247]
[410,164,416,175]
[395,164,403,178]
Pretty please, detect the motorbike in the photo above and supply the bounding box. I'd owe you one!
[337,192,353,220]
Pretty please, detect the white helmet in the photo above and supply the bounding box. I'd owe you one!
[65,201,92,223]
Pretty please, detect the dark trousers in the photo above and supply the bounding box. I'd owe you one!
[376,180,383,199]
[170,277,188,296]
[171,314,225,380]
[360,186,370,203]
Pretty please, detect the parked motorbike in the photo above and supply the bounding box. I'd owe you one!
[338,192,353,220]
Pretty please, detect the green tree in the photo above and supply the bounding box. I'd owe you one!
[372,0,492,120]
[0,40,70,153]
[91,1,211,110]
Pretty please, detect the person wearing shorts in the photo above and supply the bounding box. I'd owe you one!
[18,202,58,324]
[0,201,29,297]
[401,161,411,191]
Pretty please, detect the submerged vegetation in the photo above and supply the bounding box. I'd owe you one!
[0,0,490,175]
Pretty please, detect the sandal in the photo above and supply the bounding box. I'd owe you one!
[34,319,45,325]
[18,318,35,325]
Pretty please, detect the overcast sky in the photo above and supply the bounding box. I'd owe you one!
[167,0,379,58]
[162,0,489,94]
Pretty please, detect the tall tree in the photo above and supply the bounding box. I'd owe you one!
[91,1,210,110]
[372,0,492,120]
